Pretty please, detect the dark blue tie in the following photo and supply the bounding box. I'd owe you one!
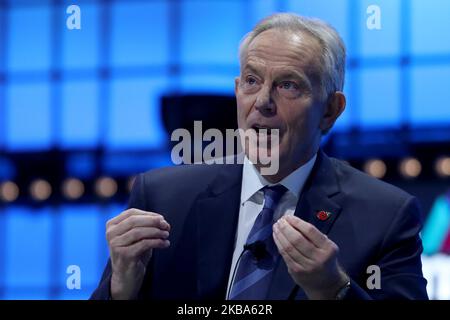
[229,185,287,300]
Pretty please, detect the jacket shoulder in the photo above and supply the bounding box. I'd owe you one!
[329,157,415,207]
[131,163,233,211]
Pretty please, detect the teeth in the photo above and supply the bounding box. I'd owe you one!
[252,127,272,134]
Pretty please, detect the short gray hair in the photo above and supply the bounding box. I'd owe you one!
[239,13,346,100]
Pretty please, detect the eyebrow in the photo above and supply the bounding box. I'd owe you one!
[242,64,263,78]
[242,63,312,89]
[273,71,312,88]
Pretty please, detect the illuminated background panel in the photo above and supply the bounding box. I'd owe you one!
[5,82,52,150]
[358,0,401,57]
[60,80,100,148]
[359,67,401,127]
[180,0,244,66]
[410,65,450,126]
[110,1,170,67]
[3,206,53,299]
[7,3,51,72]
[61,2,100,70]
[106,77,168,150]
[58,205,102,299]
[411,0,450,55]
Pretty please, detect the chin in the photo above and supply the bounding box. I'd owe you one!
[246,145,279,164]
[241,130,283,165]
[245,145,259,164]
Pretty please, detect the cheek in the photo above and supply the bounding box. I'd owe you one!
[236,94,256,125]
[283,103,318,140]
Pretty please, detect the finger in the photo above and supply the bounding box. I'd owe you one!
[273,222,312,265]
[285,215,327,248]
[120,238,170,259]
[107,208,161,226]
[273,228,306,271]
[111,226,170,247]
[107,215,170,240]
[276,218,316,260]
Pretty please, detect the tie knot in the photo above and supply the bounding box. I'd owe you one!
[263,185,287,210]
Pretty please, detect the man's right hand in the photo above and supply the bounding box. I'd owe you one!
[106,208,171,300]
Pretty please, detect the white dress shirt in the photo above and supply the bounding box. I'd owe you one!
[225,153,317,299]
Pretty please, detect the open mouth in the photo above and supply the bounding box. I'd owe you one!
[251,125,273,134]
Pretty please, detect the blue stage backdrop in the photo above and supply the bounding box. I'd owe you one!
[0,0,449,299]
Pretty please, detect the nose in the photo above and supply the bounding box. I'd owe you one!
[254,84,276,115]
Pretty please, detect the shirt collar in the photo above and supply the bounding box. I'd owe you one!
[240,153,317,205]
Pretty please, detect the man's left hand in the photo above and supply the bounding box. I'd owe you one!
[273,215,349,300]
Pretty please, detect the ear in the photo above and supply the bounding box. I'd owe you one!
[234,77,240,96]
[319,92,346,133]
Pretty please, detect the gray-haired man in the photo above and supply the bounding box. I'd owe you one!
[92,13,428,300]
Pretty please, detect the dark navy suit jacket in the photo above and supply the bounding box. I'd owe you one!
[91,151,428,300]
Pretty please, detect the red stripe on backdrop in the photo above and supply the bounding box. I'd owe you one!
[440,229,450,254]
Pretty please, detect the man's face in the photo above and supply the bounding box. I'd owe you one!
[235,29,328,180]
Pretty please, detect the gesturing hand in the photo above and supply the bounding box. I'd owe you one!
[106,208,171,299]
[273,215,349,300]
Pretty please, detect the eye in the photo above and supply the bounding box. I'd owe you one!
[278,81,299,90]
[245,76,257,85]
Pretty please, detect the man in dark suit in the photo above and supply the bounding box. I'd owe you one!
[91,13,428,300]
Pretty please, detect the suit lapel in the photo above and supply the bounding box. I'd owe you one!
[267,150,343,300]
[196,163,243,299]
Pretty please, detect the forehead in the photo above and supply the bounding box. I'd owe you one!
[242,29,322,76]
